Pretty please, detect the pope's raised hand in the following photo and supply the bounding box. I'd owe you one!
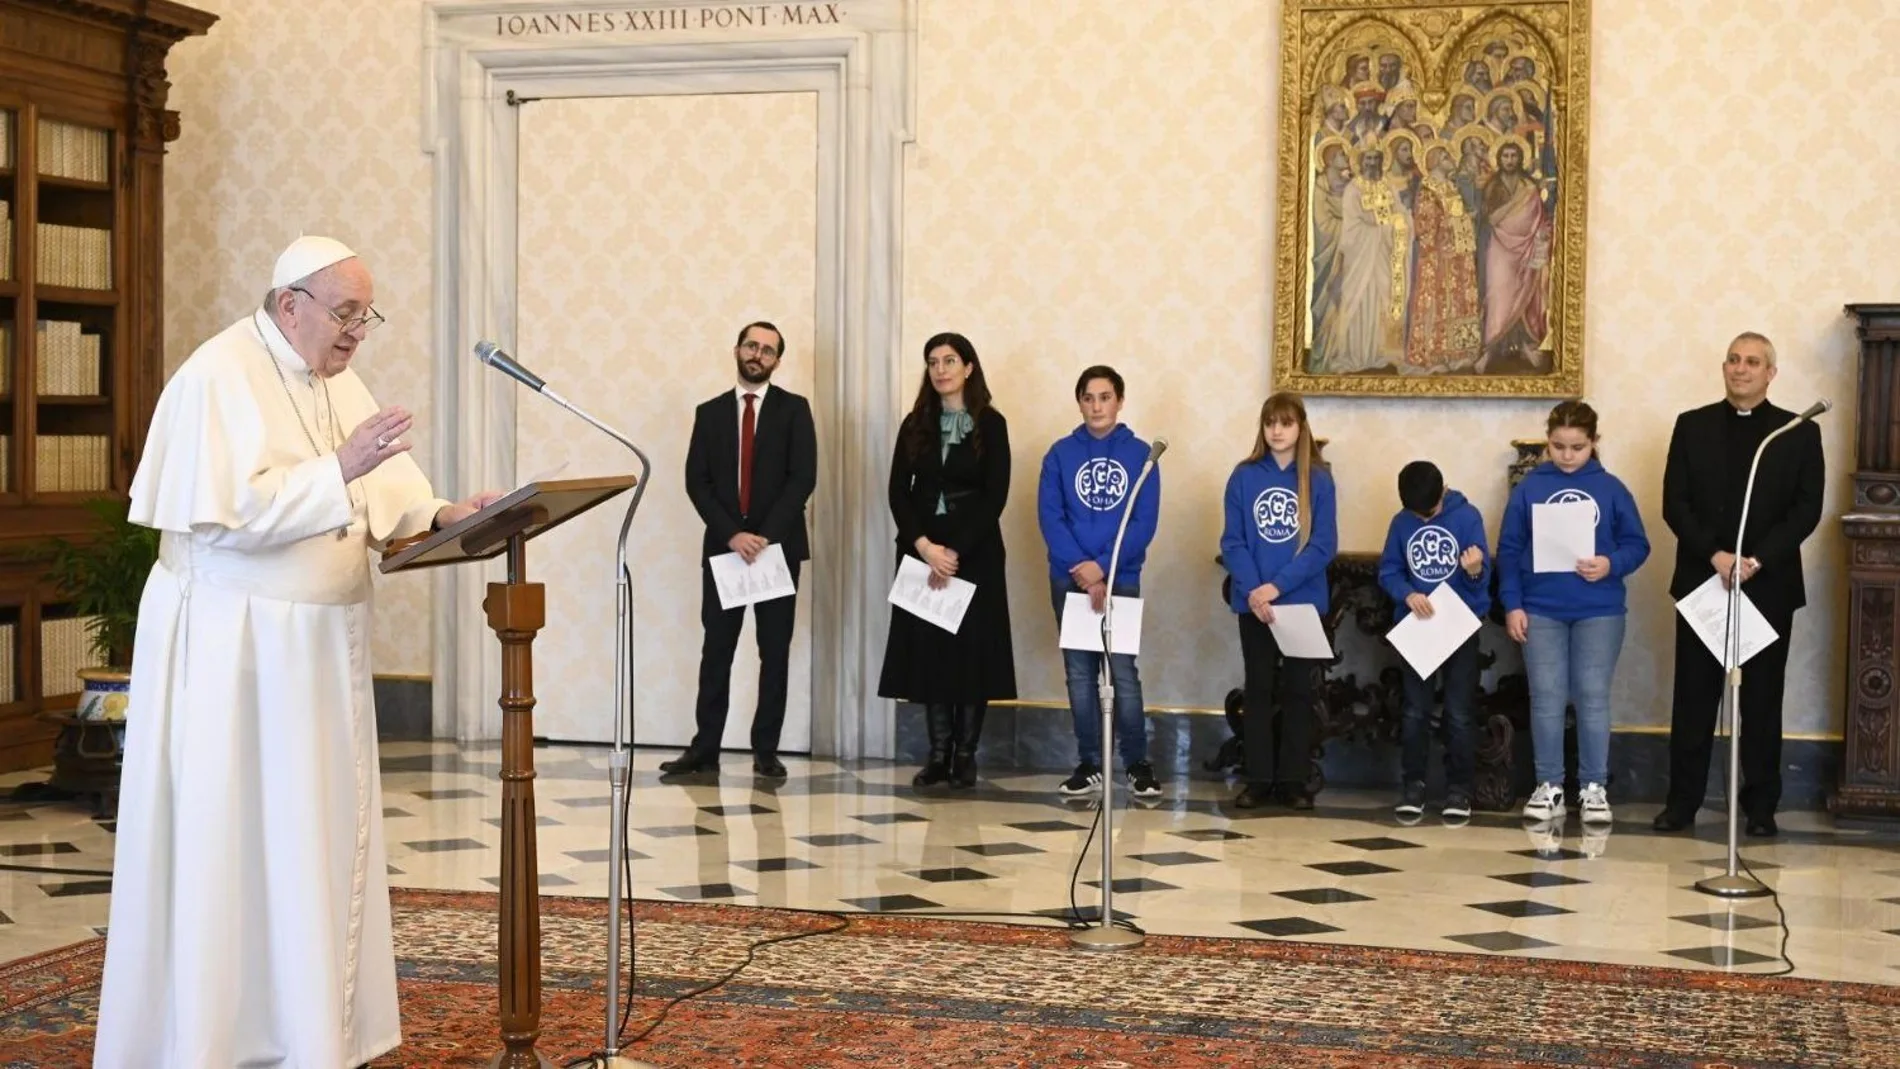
[340,407,414,482]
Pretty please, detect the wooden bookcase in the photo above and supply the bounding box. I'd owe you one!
[0,1,214,772]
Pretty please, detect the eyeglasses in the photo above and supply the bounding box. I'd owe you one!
[738,339,779,359]
[292,286,386,335]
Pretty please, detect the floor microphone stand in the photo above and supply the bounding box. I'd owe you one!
[1071,448,1159,951]
[1694,414,1805,901]
[534,387,661,1066]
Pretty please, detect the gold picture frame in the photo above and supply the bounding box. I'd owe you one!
[1272,0,1589,398]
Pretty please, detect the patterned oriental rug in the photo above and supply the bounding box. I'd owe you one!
[3,889,1897,1068]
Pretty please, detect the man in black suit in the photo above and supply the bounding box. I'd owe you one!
[660,322,817,779]
[1654,331,1824,837]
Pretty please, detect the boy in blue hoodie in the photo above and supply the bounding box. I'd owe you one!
[1378,461,1489,822]
[1037,365,1163,799]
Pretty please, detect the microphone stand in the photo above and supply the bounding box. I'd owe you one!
[1694,409,1813,900]
[529,384,660,1066]
[1070,446,1159,952]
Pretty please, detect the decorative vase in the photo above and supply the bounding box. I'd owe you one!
[75,667,131,722]
[1509,438,1546,488]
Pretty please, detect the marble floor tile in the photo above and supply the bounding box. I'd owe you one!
[3,742,1898,986]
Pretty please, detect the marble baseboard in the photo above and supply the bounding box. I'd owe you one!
[891,702,1842,812]
[369,678,1841,811]
[373,677,433,741]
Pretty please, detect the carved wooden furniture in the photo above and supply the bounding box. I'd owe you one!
[0,0,215,773]
[1835,303,1900,818]
[1214,552,1528,811]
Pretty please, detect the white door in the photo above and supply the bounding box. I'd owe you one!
[513,92,819,749]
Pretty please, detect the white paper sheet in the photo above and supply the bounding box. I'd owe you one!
[1266,602,1334,659]
[513,460,569,493]
[708,543,797,610]
[1532,500,1597,573]
[887,553,976,634]
[1675,573,1779,667]
[1058,593,1144,655]
[1384,582,1482,678]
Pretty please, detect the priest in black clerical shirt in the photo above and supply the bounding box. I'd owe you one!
[1654,331,1825,838]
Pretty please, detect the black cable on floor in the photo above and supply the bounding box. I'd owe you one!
[1710,601,1797,979]
[1739,850,1795,978]
[1068,793,1101,925]
[562,909,852,1068]
[1060,784,1147,936]
[625,911,852,1047]
[1710,729,1796,978]
[567,767,1154,1065]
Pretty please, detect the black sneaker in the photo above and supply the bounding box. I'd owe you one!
[1057,762,1102,796]
[1128,762,1162,799]
[1395,780,1426,818]
[1442,788,1472,822]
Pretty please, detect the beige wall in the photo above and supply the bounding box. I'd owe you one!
[160,0,1900,736]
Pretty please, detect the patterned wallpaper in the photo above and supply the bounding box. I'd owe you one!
[157,0,1900,736]
[160,0,440,671]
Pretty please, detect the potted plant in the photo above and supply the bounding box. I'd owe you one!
[44,497,159,723]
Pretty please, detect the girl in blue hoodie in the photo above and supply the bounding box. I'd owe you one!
[1497,400,1650,826]
[1220,391,1337,810]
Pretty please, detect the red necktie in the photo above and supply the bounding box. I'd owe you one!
[739,392,757,516]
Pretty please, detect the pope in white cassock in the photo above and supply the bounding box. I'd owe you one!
[92,236,500,1068]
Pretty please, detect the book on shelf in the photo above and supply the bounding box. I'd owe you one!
[34,320,102,395]
[0,621,14,704]
[34,223,112,290]
[35,119,108,184]
[0,109,12,170]
[33,434,110,493]
[0,199,11,282]
[39,614,102,698]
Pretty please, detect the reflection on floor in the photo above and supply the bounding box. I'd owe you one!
[3,741,1898,985]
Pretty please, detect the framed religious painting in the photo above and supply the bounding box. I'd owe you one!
[1271,0,1590,398]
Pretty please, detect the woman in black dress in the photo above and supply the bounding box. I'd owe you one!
[879,332,1017,788]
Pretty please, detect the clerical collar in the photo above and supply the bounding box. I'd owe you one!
[1730,402,1757,417]
[252,309,317,378]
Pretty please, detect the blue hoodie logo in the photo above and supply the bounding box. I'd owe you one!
[1543,488,1600,527]
[1253,487,1300,544]
[1406,525,1459,583]
[1073,458,1130,512]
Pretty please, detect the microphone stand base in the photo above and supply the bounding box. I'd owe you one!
[1694,873,1771,898]
[582,1056,663,1069]
[1069,925,1145,951]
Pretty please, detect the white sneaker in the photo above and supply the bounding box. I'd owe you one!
[1578,783,1613,824]
[1522,781,1566,821]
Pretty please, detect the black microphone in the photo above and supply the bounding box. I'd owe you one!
[1794,398,1831,422]
[473,340,547,393]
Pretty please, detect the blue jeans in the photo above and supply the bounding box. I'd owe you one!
[1523,614,1626,787]
[1399,632,1480,790]
[1050,577,1147,770]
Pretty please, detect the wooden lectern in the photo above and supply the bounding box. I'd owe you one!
[382,476,637,1068]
